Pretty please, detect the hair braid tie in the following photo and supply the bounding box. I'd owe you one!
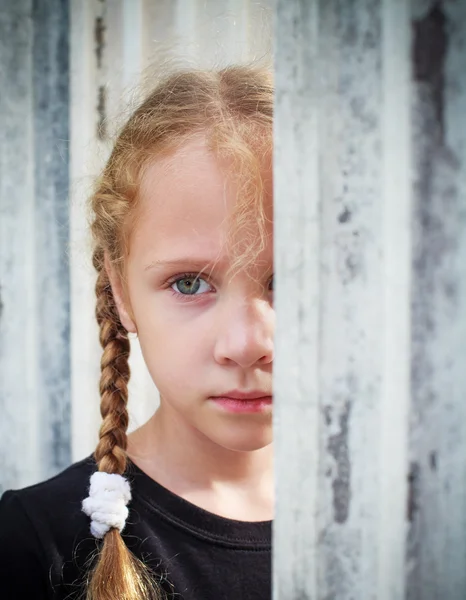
[82,472,131,539]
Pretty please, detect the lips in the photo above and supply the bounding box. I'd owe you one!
[209,391,272,414]
[211,390,272,401]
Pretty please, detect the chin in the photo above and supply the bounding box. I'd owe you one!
[212,428,273,453]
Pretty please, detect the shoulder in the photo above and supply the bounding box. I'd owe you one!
[0,456,98,598]
[0,455,97,531]
[13,454,96,497]
[0,454,97,549]
[5,454,97,500]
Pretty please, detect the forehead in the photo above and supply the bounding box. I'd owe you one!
[130,137,273,263]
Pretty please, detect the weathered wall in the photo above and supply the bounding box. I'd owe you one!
[408,2,466,598]
[274,1,466,598]
[0,0,70,494]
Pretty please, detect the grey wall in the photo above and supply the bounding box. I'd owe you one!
[274,0,466,599]
[0,0,70,493]
[409,1,466,597]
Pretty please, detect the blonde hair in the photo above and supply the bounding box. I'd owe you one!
[87,64,273,600]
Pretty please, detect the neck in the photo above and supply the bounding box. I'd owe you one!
[128,402,273,489]
[127,402,274,520]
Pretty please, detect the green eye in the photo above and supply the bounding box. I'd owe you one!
[172,276,210,295]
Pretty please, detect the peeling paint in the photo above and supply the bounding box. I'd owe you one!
[412,3,448,142]
[338,206,352,224]
[429,451,437,471]
[94,16,105,69]
[407,461,420,523]
[323,404,332,426]
[328,400,352,524]
[97,85,107,140]
[335,230,365,285]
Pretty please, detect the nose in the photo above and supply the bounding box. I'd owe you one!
[213,296,274,369]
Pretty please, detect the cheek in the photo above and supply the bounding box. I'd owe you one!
[133,295,214,386]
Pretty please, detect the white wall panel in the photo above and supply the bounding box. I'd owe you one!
[0,1,38,494]
[274,0,466,598]
[0,0,71,492]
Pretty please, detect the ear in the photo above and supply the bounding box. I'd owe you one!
[104,253,137,334]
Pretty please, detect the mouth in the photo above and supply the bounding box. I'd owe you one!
[213,390,272,401]
[209,390,272,414]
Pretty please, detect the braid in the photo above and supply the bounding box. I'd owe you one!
[93,247,130,475]
[86,248,165,600]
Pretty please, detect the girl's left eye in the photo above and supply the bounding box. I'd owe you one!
[171,276,211,296]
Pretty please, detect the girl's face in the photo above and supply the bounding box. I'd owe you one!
[114,137,274,452]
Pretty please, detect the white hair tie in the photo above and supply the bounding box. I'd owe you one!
[82,471,132,539]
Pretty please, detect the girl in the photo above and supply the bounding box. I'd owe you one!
[0,64,274,600]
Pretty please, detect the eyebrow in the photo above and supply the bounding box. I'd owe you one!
[144,258,223,272]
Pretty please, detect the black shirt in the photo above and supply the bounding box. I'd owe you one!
[0,456,271,600]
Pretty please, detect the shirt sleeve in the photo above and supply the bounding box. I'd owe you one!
[0,490,49,599]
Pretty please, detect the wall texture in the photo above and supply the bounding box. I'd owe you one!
[0,0,70,494]
[274,1,466,599]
